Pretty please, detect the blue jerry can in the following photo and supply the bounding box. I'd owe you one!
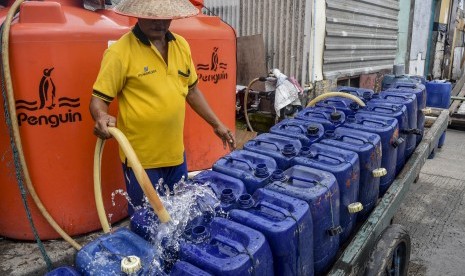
[243,133,302,170]
[295,107,345,130]
[337,86,375,102]
[321,128,383,221]
[357,101,409,175]
[212,150,277,194]
[269,118,325,147]
[193,170,246,212]
[344,113,401,197]
[266,165,340,275]
[375,92,419,159]
[76,228,164,276]
[292,143,360,244]
[179,217,274,276]
[385,82,426,145]
[228,188,313,276]
[315,96,360,116]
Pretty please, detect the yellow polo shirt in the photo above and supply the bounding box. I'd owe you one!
[93,25,198,168]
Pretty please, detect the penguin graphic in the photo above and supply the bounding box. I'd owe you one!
[38,67,56,110]
[211,47,219,71]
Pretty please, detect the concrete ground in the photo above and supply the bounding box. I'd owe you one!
[393,129,465,276]
[1,129,465,276]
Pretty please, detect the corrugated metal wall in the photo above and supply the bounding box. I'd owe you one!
[323,0,399,79]
[203,0,311,84]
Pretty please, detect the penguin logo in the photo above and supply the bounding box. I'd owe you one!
[211,47,219,71]
[38,67,56,110]
[196,47,228,72]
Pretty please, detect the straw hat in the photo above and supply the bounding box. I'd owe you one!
[114,0,199,20]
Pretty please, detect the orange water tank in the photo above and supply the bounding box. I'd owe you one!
[0,0,236,240]
[173,15,237,171]
[0,0,129,240]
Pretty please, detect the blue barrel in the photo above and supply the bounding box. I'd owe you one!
[243,133,302,170]
[315,96,360,116]
[337,86,375,102]
[45,267,81,276]
[357,101,408,174]
[296,107,345,130]
[292,143,360,243]
[269,118,325,147]
[170,261,212,276]
[179,217,274,276]
[426,80,451,148]
[193,170,246,212]
[266,165,340,275]
[76,228,164,276]
[320,128,383,220]
[344,113,401,196]
[385,82,426,145]
[212,150,277,194]
[229,188,313,276]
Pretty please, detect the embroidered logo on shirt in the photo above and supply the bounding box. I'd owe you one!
[138,66,157,77]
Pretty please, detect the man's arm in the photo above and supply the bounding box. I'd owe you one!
[186,85,236,150]
[89,96,116,139]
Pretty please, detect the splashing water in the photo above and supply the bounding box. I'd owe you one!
[136,177,222,272]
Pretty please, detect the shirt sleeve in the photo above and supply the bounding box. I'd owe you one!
[188,55,198,89]
[92,49,126,102]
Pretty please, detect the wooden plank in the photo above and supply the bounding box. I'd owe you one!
[235,128,257,149]
[449,84,465,114]
[236,35,268,87]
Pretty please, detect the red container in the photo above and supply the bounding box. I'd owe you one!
[0,0,236,240]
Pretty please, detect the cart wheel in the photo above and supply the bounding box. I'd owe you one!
[364,224,411,276]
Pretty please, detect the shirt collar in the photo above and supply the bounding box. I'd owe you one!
[132,23,176,46]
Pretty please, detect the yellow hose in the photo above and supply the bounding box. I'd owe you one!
[244,77,260,132]
[307,92,366,108]
[2,0,81,250]
[94,127,171,233]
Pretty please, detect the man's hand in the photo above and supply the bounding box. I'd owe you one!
[90,96,116,139]
[214,123,236,151]
[93,113,116,140]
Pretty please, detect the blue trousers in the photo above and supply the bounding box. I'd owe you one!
[122,153,188,215]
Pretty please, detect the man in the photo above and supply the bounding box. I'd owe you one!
[90,0,236,215]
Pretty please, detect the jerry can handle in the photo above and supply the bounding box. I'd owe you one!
[337,133,369,144]
[394,83,416,89]
[289,176,320,185]
[370,105,398,113]
[313,151,345,163]
[212,234,246,253]
[253,139,281,151]
[302,110,328,119]
[358,118,387,127]
[223,157,255,171]
[280,123,307,134]
[257,201,293,218]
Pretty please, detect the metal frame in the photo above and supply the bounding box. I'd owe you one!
[328,109,450,275]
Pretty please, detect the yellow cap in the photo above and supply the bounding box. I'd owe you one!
[422,108,432,115]
[372,168,387,178]
[348,202,363,214]
[121,256,142,275]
